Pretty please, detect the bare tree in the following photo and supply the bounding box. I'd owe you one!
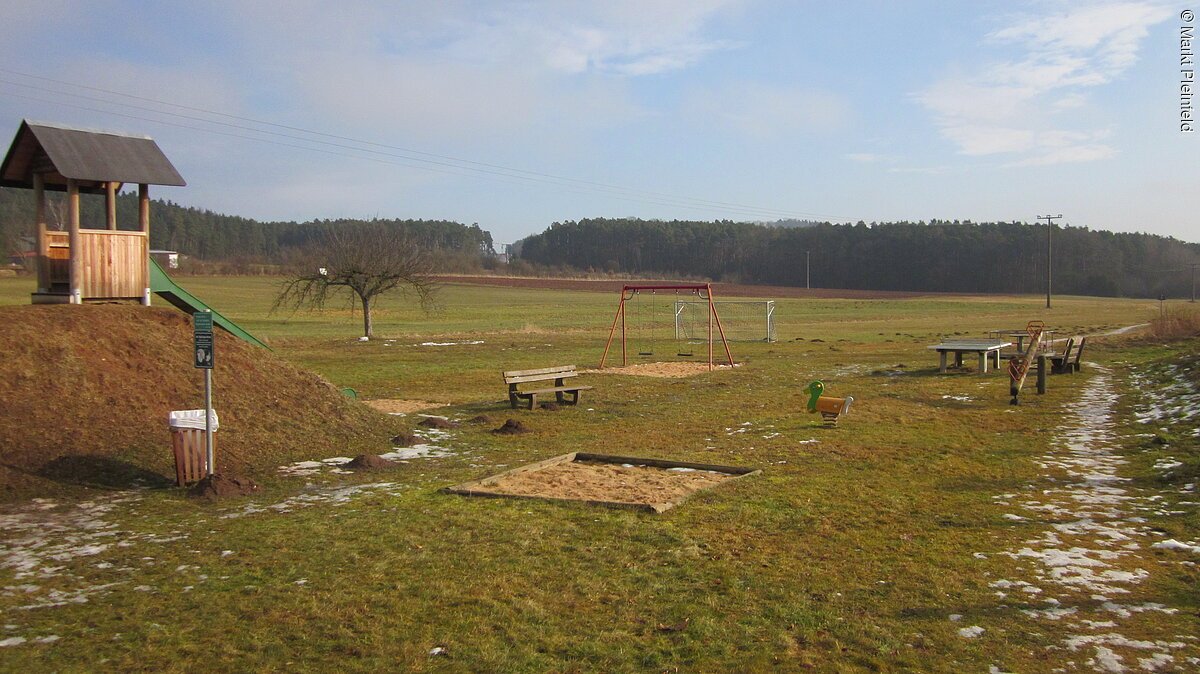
[273,224,436,338]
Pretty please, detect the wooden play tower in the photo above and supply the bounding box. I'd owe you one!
[0,120,185,304]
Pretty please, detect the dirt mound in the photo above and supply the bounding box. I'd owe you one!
[346,454,396,470]
[468,415,492,424]
[188,473,259,500]
[0,305,398,501]
[539,402,560,411]
[418,417,458,429]
[391,432,418,446]
[492,419,530,435]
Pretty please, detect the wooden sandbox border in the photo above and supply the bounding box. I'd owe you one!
[441,452,761,514]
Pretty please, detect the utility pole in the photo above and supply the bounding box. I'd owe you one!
[1037,214,1062,309]
[806,250,810,289]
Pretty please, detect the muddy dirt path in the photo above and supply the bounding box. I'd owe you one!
[978,366,1198,672]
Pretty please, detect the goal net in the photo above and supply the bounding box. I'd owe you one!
[675,300,775,342]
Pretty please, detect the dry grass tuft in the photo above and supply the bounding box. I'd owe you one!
[1150,306,1200,339]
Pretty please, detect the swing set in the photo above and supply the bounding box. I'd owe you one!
[599,284,735,371]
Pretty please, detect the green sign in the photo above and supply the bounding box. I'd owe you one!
[194,312,214,369]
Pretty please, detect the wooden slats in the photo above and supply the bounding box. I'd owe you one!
[171,428,213,486]
[77,230,148,299]
[522,385,594,396]
[503,365,577,379]
[504,370,578,385]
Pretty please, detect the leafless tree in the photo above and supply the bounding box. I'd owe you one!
[273,224,436,338]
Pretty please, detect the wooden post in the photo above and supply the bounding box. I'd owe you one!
[621,294,628,366]
[140,184,151,305]
[1036,356,1046,394]
[105,182,117,230]
[33,173,46,292]
[67,179,81,304]
[707,287,714,371]
[599,291,624,369]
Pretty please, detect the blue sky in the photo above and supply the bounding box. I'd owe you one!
[0,1,1195,244]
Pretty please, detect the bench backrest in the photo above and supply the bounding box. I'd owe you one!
[1073,337,1087,365]
[1058,337,1075,362]
[504,365,578,385]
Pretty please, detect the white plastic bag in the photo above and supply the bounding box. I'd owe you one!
[168,409,219,432]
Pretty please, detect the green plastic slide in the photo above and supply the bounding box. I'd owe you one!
[149,258,270,349]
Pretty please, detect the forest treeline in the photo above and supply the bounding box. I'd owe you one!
[0,188,495,268]
[518,218,1200,298]
[5,187,1196,297]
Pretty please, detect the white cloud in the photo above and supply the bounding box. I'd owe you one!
[916,1,1171,166]
[204,1,738,145]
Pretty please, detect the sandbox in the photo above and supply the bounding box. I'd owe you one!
[443,452,759,513]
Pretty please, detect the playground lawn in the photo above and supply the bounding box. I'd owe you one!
[0,274,1196,672]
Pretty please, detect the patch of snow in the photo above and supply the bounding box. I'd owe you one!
[1151,539,1199,554]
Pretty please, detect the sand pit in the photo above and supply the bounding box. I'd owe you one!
[444,453,758,513]
[584,362,735,378]
[362,399,448,414]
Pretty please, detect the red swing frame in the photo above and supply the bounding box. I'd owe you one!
[599,283,735,371]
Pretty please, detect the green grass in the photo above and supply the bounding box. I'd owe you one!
[0,274,1195,672]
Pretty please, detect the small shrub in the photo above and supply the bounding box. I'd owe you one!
[1150,306,1200,340]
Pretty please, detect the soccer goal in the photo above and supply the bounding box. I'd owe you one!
[599,284,735,370]
[675,300,776,342]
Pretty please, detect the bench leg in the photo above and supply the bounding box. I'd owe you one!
[939,351,947,373]
[509,393,521,409]
[527,393,537,410]
[978,352,987,374]
[954,352,963,368]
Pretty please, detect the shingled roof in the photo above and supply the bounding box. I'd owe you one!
[0,120,186,193]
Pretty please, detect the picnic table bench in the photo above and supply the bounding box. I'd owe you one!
[928,339,1012,374]
[503,365,593,410]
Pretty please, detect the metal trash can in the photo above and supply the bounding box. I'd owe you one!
[168,409,218,486]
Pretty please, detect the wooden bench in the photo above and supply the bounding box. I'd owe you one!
[503,365,593,410]
[1051,336,1086,374]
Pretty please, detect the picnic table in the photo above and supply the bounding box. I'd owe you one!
[928,339,1012,374]
[987,328,1055,357]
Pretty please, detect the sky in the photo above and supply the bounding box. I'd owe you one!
[0,0,1196,244]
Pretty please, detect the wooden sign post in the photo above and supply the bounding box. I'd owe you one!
[193,312,215,476]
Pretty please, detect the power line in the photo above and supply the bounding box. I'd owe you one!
[0,68,850,222]
[1,87,815,219]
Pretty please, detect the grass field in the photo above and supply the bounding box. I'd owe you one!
[0,274,1196,672]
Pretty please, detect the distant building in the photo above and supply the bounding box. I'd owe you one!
[150,249,180,269]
